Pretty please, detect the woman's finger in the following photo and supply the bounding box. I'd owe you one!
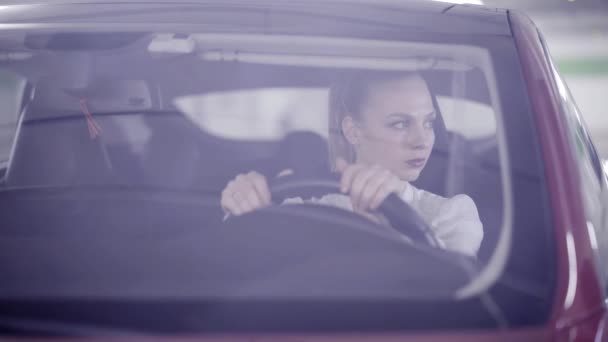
[245,187,263,210]
[360,168,392,210]
[231,188,254,213]
[334,157,349,173]
[247,171,272,206]
[369,182,393,210]
[350,165,380,210]
[234,174,263,212]
[370,176,403,210]
[221,180,247,215]
[340,163,365,194]
[221,191,243,216]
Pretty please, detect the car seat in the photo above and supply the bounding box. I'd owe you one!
[413,76,503,263]
[5,78,153,187]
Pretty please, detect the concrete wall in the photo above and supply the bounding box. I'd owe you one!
[565,75,608,157]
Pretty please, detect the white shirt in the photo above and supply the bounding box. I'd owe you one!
[283,183,484,257]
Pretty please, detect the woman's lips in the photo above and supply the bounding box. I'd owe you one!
[405,158,426,168]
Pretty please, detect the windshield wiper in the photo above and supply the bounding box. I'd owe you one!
[0,316,141,337]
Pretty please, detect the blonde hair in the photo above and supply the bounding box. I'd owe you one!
[327,71,421,170]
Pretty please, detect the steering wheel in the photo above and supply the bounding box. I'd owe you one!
[269,172,440,248]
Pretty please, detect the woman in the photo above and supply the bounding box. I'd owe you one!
[220,71,483,257]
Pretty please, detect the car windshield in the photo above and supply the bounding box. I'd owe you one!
[0,4,554,334]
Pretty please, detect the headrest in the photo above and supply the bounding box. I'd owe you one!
[25,78,154,122]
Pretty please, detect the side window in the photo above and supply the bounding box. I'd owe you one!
[0,70,26,171]
[437,96,496,140]
[542,34,608,291]
[175,88,329,140]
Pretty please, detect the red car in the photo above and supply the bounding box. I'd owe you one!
[0,1,606,341]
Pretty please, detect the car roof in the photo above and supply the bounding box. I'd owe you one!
[0,0,511,36]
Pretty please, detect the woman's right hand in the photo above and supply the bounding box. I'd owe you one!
[220,171,272,216]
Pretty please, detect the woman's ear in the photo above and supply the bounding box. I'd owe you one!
[341,116,360,146]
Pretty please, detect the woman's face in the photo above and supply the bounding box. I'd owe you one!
[344,74,436,182]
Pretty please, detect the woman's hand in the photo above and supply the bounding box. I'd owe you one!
[220,160,404,219]
[220,171,272,216]
[335,158,406,214]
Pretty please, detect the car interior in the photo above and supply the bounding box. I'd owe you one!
[0,33,509,283]
[0,65,503,261]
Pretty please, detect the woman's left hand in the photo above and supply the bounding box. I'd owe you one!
[335,158,406,214]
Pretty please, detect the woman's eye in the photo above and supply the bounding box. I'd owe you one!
[424,119,435,129]
[389,121,407,129]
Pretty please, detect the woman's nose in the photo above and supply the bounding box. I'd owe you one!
[404,124,431,149]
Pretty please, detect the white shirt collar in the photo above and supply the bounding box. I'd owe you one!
[401,182,415,203]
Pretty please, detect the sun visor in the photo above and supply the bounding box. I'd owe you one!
[25,79,154,122]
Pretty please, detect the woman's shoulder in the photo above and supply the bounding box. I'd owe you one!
[410,185,483,257]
